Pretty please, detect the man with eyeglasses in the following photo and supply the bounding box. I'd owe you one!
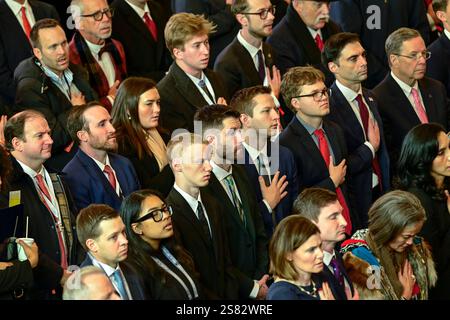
[279,66,357,236]
[373,27,449,174]
[69,0,127,112]
[14,18,97,171]
[267,0,340,78]
[322,32,390,229]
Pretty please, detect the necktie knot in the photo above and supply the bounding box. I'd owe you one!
[103,164,117,190]
[112,269,128,300]
[198,79,215,103]
[313,128,325,140]
[143,12,158,41]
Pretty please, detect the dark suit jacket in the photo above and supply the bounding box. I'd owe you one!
[80,254,146,300]
[0,260,33,299]
[0,157,82,299]
[321,250,354,300]
[204,164,269,280]
[0,0,59,105]
[279,117,358,227]
[427,33,450,97]
[111,0,171,82]
[267,4,341,77]
[242,142,298,237]
[62,149,140,211]
[14,57,97,171]
[372,73,449,169]
[327,82,390,227]
[166,188,253,299]
[157,62,229,133]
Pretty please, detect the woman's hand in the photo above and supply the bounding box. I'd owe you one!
[398,259,415,300]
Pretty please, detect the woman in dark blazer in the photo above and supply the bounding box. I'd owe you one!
[112,77,174,196]
[120,189,203,300]
[397,123,450,299]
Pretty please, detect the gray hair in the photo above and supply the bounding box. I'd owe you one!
[62,266,107,300]
[385,27,421,66]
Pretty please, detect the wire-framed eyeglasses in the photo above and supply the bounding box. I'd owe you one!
[394,51,431,61]
[80,8,114,21]
[294,88,329,102]
[133,205,173,223]
[241,5,276,20]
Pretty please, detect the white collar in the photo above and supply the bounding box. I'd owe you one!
[322,250,336,266]
[307,26,322,40]
[16,159,45,179]
[390,71,419,95]
[125,0,150,18]
[173,183,203,213]
[5,0,31,15]
[185,70,206,83]
[210,160,232,182]
[335,79,362,102]
[85,39,105,58]
[444,29,450,41]
[242,141,267,163]
[88,152,112,171]
[237,30,263,59]
[89,253,120,277]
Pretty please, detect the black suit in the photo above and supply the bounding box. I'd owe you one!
[204,164,269,280]
[166,188,253,299]
[111,0,171,82]
[0,0,59,107]
[321,251,354,300]
[157,62,228,133]
[372,74,449,169]
[427,33,450,98]
[0,260,33,299]
[327,83,390,227]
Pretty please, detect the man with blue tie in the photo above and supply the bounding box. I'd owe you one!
[62,102,140,211]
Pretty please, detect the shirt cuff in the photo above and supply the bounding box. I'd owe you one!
[271,93,280,107]
[107,95,114,105]
[249,281,259,299]
[364,141,375,158]
[262,199,272,213]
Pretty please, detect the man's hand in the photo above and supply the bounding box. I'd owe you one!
[259,171,288,209]
[256,274,270,300]
[70,92,86,106]
[267,65,281,99]
[329,157,346,187]
[217,97,227,105]
[367,118,380,152]
[0,262,13,270]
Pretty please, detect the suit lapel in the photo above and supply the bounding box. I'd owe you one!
[170,62,209,109]
[232,168,255,239]
[418,79,439,123]
[117,0,155,44]
[231,39,261,85]
[148,0,165,63]
[0,1,30,47]
[109,154,127,196]
[323,121,342,162]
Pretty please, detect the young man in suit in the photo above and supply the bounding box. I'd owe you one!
[110,0,171,82]
[373,27,449,171]
[294,187,357,300]
[76,204,144,300]
[0,0,59,108]
[157,13,228,133]
[195,104,270,298]
[279,66,356,235]
[166,132,258,299]
[63,102,140,211]
[69,0,127,111]
[322,32,390,228]
[231,85,298,236]
[1,110,81,299]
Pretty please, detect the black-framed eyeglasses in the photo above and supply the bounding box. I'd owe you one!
[242,5,276,20]
[80,7,114,21]
[394,51,431,61]
[133,205,173,223]
[294,88,329,102]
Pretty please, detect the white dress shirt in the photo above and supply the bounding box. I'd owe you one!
[89,154,122,197]
[390,71,427,119]
[5,0,36,33]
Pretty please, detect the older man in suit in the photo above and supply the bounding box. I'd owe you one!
[157,13,228,133]
[323,32,390,228]
[63,103,140,211]
[0,0,59,108]
[373,27,449,171]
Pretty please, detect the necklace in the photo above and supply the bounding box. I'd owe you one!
[296,280,318,298]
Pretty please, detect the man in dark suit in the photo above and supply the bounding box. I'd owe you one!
[76,204,145,300]
[231,85,298,236]
[157,13,228,133]
[110,0,171,82]
[166,133,257,299]
[294,188,356,300]
[14,18,97,171]
[0,0,59,108]
[279,66,357,235]
[267,0,340,77]
[195,104,270,297]
[63,103,140,211]
[330,0,431,88]
[323,32,390,228]
[427,0,450,97]
[373,27,449,171]
[1,110,82,299]
[172,0,239,68]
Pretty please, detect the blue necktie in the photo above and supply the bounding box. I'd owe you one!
[111,269,129,300]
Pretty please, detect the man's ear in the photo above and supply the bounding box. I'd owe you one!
[240,113,250,128]
[328,61,338,74]
[290,97,301,112]
[77,130,88,143]
[32,47,42,60]
[235,13,248,27]
[436,10,447,24]
[173,47,183,60]
[86,239,97,253]
[11,137,23,152]
[172,158,183,173]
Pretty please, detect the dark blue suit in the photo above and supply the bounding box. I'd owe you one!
[242,142,298,237]
[427,33,450,97]
[62,149,140,211]
[327,82,390,227]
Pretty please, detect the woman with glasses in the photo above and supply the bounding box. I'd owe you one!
[112,77,174,197]
[397,123,450,299]
[120,189,203,300]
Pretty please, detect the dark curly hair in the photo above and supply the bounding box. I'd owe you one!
[396,123,450,200]
[0,146,11,192]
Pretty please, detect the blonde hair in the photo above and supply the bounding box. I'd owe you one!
[166,132,209,167]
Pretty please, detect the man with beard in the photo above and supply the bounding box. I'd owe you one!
[322,32,390,228]
[62,102,140,211]
[372,27,449,174]
[69,0,127,111]
[267,0,340,81]
[14,18,97,171]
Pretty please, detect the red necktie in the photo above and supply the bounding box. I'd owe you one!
[35,174,68,269]
[103,165,117,190]
[143,12,158,41]
[314,129,352,234]
[355,95,383,192]
[20,6,32,40]
[315,34,324,52]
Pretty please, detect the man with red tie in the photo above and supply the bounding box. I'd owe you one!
[1,110,82,299]
[279,66,358,235]
[62,102,140,211]
[323,32,390,228]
